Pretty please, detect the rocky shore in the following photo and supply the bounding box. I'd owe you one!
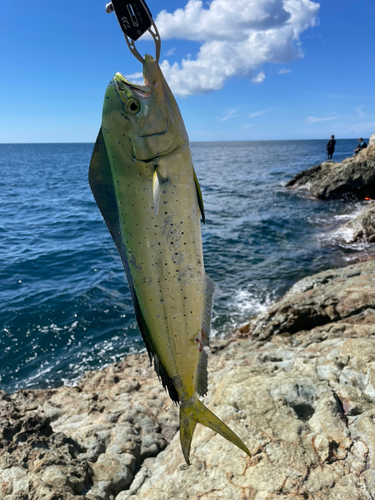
[2,259,375,499]
[2,143,375,500]
[339,202,375,244]
[286,138,375,200]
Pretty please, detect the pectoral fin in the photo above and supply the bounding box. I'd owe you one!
[152,170,161,215]
[152,165,168,215]
[193,167,205,224]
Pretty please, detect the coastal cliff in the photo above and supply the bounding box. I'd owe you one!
[2,258,375,500]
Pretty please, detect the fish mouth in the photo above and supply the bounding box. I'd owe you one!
[135,142,179,163]
[113,72,151,99]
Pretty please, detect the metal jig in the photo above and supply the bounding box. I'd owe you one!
[105,0,161,64]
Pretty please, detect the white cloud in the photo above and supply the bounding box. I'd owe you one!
[155,0,320,95]
[165,47,176,56]
[248,108,275,118]
[347,121,375,136]
[220,109,240,121]
[125,72,143,83]
[306,115,338,124]
[355,106,365,117]
[278,67,291,74]
[252,71,266,83]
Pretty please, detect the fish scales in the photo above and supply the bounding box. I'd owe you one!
[114,148,204,389]
[89,54,250,465]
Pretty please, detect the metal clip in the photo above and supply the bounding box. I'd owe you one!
[106,0,161,64]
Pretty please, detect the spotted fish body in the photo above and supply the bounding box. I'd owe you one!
[89,55,250,464]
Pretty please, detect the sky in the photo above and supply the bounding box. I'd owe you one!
[1,0,375,142]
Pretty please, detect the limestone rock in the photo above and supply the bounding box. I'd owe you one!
[369,134,375,147]
[286,144,375,199]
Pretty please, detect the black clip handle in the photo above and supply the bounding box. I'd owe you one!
[106,0,161,63]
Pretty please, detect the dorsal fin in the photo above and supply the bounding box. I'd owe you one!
[89,128,122,247]
[89,130,179,403]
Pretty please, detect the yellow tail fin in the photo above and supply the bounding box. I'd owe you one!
[179,395,251,465]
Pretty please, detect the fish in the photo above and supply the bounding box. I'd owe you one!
[89,54,250,465]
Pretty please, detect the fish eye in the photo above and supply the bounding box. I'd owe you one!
[127,98,141,115]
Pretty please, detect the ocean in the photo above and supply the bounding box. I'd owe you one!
[0,139,370,394]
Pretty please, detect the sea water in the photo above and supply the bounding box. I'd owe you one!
[0,139,370,393]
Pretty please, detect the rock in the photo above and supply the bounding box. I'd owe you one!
[88,454,133,499]
[238,259,375,340]
[0,355,177,500]
[126,326,375,500]
[0,409,92,499]
[369,134,375,147]
[338,202,375,243]
[2,261,375,498]
[286,144,375,199]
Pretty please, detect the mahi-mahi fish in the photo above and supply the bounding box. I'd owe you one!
[89,54,250,464]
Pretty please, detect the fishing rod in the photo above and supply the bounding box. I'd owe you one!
[105,0,161,64]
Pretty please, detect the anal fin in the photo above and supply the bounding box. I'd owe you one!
[201,274,221,347]
[196,275,221,397]
[193,167,205,224]
[196,348,208,397]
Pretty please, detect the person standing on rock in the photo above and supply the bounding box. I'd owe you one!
[353,137,367,156]
[326,135,336,160]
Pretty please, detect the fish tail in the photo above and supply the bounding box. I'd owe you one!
[179,395,251,465]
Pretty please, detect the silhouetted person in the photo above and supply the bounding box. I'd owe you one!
[353,138,367,156]
[326,135,336,160]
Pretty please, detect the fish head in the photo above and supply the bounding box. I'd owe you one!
[103,54,187,162]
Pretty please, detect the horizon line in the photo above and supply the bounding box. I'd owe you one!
[0,137,368,145]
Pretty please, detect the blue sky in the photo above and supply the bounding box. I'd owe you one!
[1,0,375,142]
